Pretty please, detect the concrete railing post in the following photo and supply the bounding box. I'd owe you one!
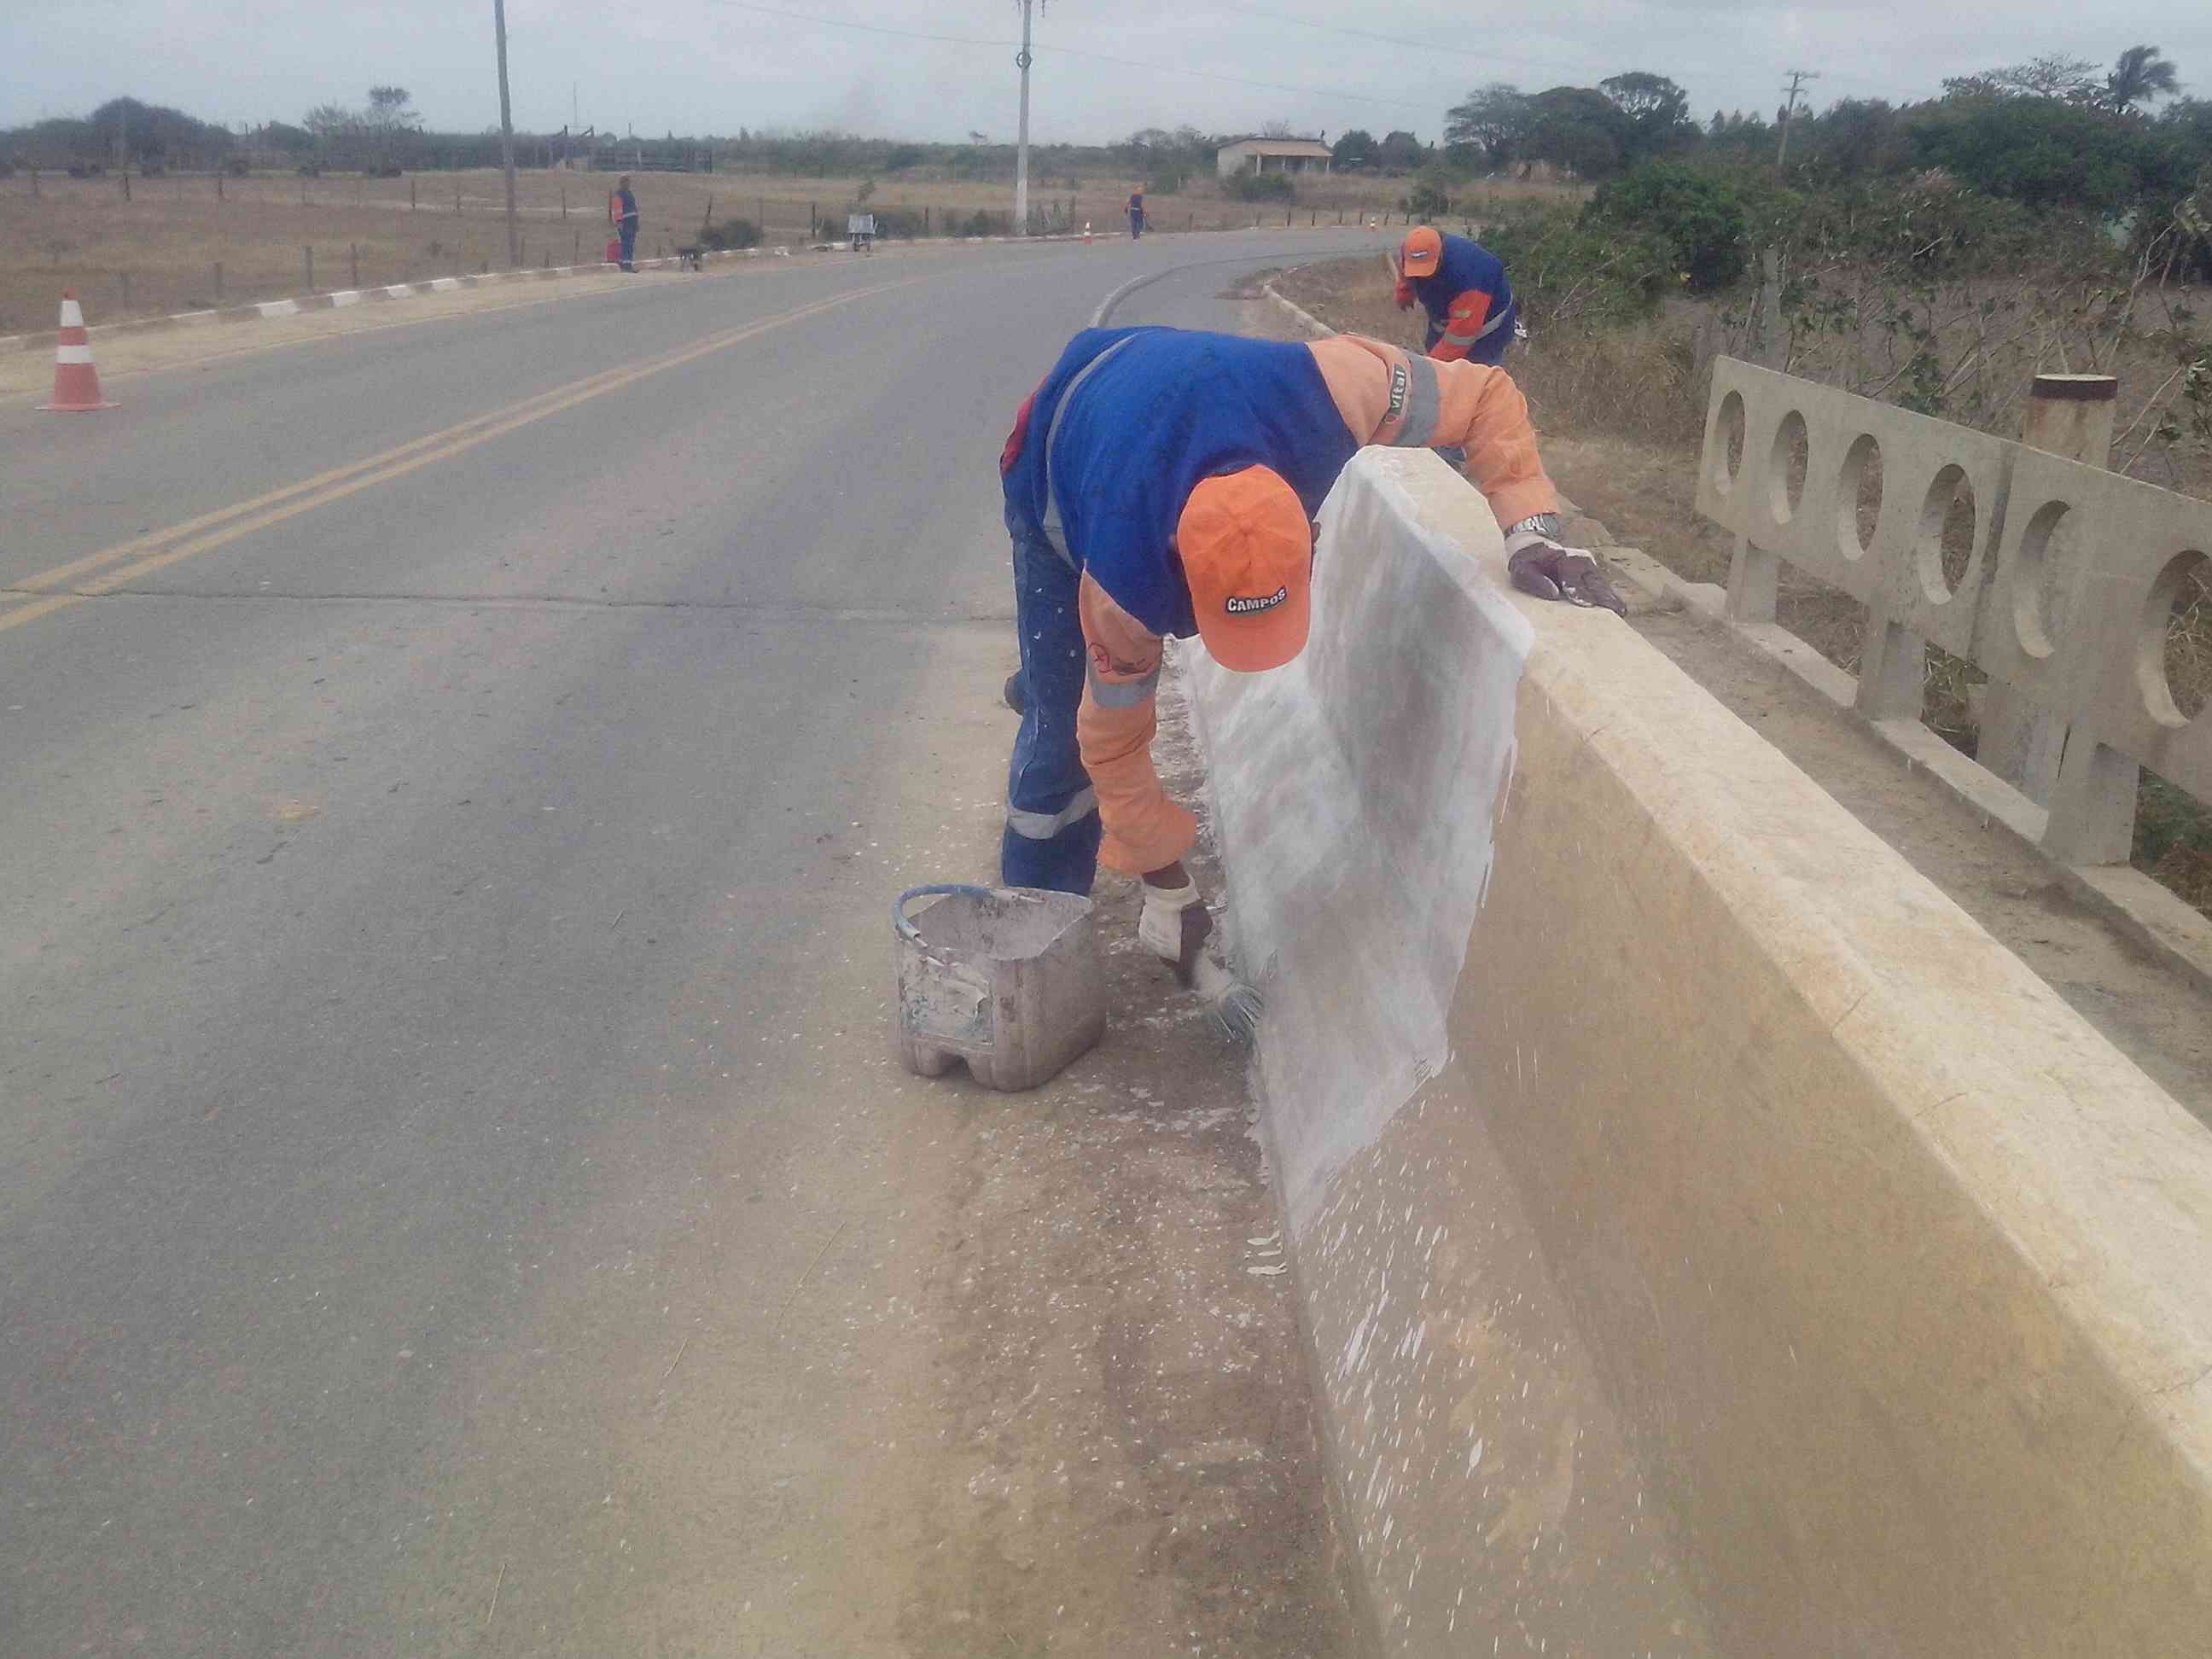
[1982,374,2120,807]
[2045,732,2141,864]
[1856,609,1929,721]
[1726,532,1779,624]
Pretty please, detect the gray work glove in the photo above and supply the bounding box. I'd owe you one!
[1505,530,1627,616]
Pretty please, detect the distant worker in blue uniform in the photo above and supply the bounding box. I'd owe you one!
[1394,225,1516,366]
[994,325,1621,1033]
[1126,187,1146,240]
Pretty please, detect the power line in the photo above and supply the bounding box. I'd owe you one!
[703,0,1443,113]
[1208,0,1928,106]
[704,1,1007,49]
[1210,0,1593,79]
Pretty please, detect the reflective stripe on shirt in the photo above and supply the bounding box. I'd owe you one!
[1039,336,1140,568]
[1086,662,1161,707]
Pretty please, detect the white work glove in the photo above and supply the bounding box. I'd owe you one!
[1138,879,1209,968]
[1138,880,1264,1043]
[1504,529,1627,616]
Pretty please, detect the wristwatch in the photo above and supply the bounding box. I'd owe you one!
[1506,512,1564,542]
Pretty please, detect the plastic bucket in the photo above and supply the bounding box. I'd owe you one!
[891,884,1106,1091]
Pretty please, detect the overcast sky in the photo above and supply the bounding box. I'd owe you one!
[4,1,2206,145]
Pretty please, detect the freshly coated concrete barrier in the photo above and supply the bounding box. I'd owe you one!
[1183,448,2212,1656]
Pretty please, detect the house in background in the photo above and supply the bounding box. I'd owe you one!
[1214,137,1334,178]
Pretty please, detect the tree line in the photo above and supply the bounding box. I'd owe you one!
[1429,46,2206,222]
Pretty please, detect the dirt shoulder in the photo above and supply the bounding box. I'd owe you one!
[1240,265,2212,1132]
[882,639,1360,1656]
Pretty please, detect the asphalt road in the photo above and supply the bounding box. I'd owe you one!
[0,230,1363,1656]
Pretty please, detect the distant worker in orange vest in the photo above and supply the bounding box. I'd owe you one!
[608,175,640,271]
[1393,225,1517,366]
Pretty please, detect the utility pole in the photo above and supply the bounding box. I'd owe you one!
[1013,0,1039,236]
[494,0,521,266]
[1775,68,1819,172]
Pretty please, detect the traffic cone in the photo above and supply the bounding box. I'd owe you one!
[1083,221,1092,244]
[38,292,118,413]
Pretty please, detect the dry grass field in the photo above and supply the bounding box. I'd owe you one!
[0,166,1582,336]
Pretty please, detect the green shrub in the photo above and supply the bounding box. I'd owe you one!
[1402,168,1453,219]
[1225,172,1294,203]
[1144,171,1183,196]
[1481,201,1674,327]
[959,208,1010,236]
[1587,161,1750,294]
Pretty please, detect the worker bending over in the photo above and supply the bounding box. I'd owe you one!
[996,325,1619,1032]
[1394,225,1516,366]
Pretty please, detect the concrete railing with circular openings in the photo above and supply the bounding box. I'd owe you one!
[1696,356,2212,865]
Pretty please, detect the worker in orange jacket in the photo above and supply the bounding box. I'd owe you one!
[608,175,640,271]
[998,324,1620,1033]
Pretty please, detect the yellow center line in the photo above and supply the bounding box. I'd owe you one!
[3,276,928,636]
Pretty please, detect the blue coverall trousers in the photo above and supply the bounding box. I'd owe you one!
[617,218,638,271]
[999,498,1103,896]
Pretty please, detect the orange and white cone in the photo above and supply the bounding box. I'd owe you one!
[38,292,118,413]
[1083,221,1093,244]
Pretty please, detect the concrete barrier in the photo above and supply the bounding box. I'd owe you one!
[1183,448,2212,1656]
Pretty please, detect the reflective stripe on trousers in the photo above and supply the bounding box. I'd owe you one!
[1000,498,1103,895]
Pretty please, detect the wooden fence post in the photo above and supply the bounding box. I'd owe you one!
[304,245,313,291]
[214,262,224,302]
[350,242,358,287]
[119,271,131,310]
[122,172,131,202]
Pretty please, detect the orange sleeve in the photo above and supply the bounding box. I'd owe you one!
[1305,337,1558,531]
[1076,573,1198,876]
[1427,289,1493,364]
[1431,358,1557,527]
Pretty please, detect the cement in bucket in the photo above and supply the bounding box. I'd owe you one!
[892,884,1106,1091]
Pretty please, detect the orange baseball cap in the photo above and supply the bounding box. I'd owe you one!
[1400,225,1442,275]
[1178,467,1313,672]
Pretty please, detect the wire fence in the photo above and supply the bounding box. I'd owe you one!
[1,166,1461,333]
